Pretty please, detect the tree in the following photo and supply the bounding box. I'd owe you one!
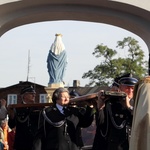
[82,37,148,86]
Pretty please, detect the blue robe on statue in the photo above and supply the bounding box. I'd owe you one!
[47,50,67,84]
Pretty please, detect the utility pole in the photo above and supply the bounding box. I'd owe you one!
[26,50,31,81]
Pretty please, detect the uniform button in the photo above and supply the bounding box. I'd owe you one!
[120,114,124,118]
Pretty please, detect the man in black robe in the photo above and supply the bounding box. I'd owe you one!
[8,86,41,150]
[32,87,94,150]
[92,74,138,150]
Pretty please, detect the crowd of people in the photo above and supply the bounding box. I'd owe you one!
[1,72,148,150]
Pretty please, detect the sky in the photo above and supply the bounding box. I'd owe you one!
[0,21,149,88]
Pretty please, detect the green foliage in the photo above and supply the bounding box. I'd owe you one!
[82,37,148,86]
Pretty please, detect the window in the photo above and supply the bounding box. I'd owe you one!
[7,94,17,106]
[39,94,47,103]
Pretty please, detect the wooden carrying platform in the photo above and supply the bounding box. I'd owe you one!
[8,92,98,108]
[8,91,126,108]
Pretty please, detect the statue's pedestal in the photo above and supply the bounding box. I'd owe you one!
[45,83,64,103]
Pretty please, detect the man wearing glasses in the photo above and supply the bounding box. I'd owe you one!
[93,73,138,150]
[8,86,40,150]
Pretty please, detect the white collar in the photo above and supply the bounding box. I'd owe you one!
[56,103,64,114]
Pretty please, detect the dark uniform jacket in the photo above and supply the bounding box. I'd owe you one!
[92,97,133,150]
[32,105,94,150]
[8,107,41,150]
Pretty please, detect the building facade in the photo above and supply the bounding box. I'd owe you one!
[0,81,47,106]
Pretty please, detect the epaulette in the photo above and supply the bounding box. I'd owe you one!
[45,106,54,113]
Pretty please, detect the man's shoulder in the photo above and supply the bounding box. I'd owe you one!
[45,106,57,113]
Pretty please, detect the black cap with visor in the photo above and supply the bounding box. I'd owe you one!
[20,86,36,95]
[119,77,138,86]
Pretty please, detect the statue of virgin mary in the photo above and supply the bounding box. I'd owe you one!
[47,34,67,85]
